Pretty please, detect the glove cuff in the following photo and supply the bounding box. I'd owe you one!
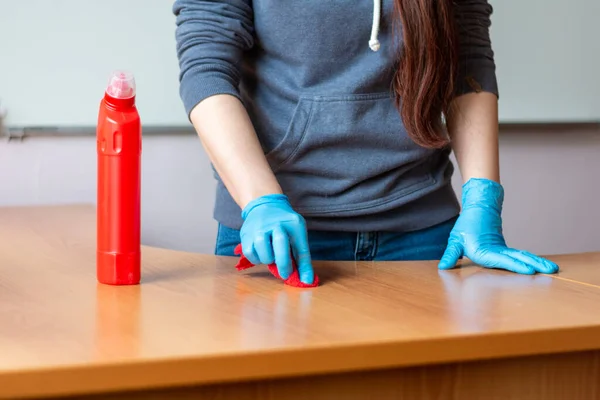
[241,194,291,220]
[461,178,504,212]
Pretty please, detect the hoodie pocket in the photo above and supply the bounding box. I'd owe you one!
[265,93,436,216]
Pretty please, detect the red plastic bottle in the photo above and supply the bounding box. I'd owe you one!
[96,71,142,285]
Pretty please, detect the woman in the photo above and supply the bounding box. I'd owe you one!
[172,0,559,285]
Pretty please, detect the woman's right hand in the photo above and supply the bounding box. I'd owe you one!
[240,194,314,285]
[188,96,311,281]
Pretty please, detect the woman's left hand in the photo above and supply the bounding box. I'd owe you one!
[438,178,559,274]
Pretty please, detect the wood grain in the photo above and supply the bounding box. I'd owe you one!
[70,351,600,400]
[1,205,600,399]
[547,252,600,288]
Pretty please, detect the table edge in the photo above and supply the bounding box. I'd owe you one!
[2,325,600,399]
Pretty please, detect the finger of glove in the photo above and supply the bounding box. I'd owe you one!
[242,241,261,266]
[477,250,536,275]
[288,226,314,285]
[503,248,559,274]
[272,226,292,279]
[438,240,464,270]
[253,231,275,265]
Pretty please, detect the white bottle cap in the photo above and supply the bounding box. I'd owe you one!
[106,70,136,99]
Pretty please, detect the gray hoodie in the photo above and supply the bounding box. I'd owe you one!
[172,0,498,232]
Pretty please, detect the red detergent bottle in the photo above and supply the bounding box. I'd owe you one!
[96,71,142,285]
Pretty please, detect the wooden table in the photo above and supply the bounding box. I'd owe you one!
[1,205,599,399]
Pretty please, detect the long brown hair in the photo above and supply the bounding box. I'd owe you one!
[393,0,459,149]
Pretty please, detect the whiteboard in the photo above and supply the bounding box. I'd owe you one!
[489,0,600,122]
[1,0,599,127]
[0,0,186,127]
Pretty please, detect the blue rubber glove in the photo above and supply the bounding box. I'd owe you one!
[438,178,559,275]
[240,194,314,284]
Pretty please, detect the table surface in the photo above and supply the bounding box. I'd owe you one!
[1,204,600,399]
[542,252,600,287]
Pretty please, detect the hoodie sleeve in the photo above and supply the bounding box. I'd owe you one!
[453,0,499,98]
[172,0,254,117]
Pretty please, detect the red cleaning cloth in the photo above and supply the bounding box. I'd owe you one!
[234,244,319,287]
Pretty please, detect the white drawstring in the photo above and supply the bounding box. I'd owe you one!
[369,0,381,51]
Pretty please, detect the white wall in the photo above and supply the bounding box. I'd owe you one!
[1,126,599,255]
[0,134,217,253]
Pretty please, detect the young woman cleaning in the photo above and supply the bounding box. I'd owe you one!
[172,0,559,285]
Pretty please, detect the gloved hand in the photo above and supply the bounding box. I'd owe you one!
[438,178,559,275]
[240,194,314,284]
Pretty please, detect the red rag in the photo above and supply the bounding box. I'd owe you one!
[233,244,319,287]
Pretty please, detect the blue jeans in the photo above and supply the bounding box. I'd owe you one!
[214,216,457,261]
